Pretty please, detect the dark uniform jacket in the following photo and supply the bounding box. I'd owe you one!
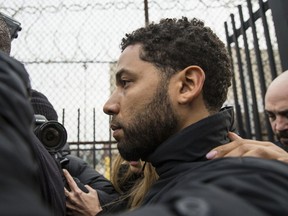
[124,107,288,216]
[0,52,52,215]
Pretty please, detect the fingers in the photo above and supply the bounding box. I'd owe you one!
[206,132,244,159]
[206,150,218,159]
[206,134,288,162]
[227,132,242,141]
[279,157,288,163]
[63,169,81,192]
[206,141,244,159]
[64,187,70,197]
[63,169,74,184]
[84,184,97,195]
[63,170,103,216]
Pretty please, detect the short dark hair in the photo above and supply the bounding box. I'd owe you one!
[0,17,11,55]
[121,17,232,112]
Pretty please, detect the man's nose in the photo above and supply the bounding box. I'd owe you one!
[103,93,120,115]
[275,116,288,132]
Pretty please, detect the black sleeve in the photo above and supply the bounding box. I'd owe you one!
[0,51,52,215]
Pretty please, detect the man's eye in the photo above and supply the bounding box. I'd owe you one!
[267,113,276,120]
[120,79,130,87]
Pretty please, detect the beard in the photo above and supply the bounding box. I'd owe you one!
[114,82,179,161]
[276,130,288,145]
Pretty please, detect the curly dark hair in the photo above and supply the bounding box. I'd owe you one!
[121,17,232,112]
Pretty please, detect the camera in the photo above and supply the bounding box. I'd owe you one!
[0,12,22,40]
[34,114,67,154]
[34,115,88,193]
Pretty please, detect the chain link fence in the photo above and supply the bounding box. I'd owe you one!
[2,0,277,178]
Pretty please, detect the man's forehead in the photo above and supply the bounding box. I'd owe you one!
[119,44,142,59]
[265,83,288,105]
[265,104,288,115]
[116,45,142,68]
[115,44,160,78]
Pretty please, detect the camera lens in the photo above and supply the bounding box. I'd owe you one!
[42,126,61,147]
[34,121,67,152]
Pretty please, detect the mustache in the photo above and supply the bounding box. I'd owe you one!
[110,118,124,129]
[276,130,288,139]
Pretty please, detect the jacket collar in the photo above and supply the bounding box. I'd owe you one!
[146,106,235,175]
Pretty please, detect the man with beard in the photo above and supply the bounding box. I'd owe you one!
[64,17,288,215]
[265,70,288,150]
[205,71,288,159]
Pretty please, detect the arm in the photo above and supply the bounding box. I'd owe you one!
[206,132,288,162]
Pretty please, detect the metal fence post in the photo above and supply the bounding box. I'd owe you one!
[268,0,288,71]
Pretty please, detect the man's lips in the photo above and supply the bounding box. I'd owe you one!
[110,124,122,139]
[110,124,121,131]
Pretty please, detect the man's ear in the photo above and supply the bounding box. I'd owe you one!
[178,65,205,104]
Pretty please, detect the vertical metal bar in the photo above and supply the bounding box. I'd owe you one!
[258,0,275,141]
[93,108,96,169]
[109,115,112,141]
[224,21,245,137]
[247,0,267,99]
[62,108,65,126]
[108,115,113,177]
[144,0,149,27]
[268,0,288,71]
[238,5,262,140]
[231,14,252,138]
[258,0,277,80]
[77,108,80,157]
[109,141,112,179]
[93,108,96,142]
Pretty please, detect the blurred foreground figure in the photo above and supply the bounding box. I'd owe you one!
[0,14,66,215]
[0,51,51,215]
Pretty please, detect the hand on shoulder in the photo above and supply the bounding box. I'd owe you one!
[206,132,288,163]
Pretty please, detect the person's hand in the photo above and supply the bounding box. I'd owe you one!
[206,132,288,163]
[63,169,102,216]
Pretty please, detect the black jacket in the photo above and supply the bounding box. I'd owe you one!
[125,107,288,216]
[0,52,52,215]
[30,134,66,216]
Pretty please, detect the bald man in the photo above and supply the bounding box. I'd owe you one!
[206,71,288,161]
[265,70,288,147]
